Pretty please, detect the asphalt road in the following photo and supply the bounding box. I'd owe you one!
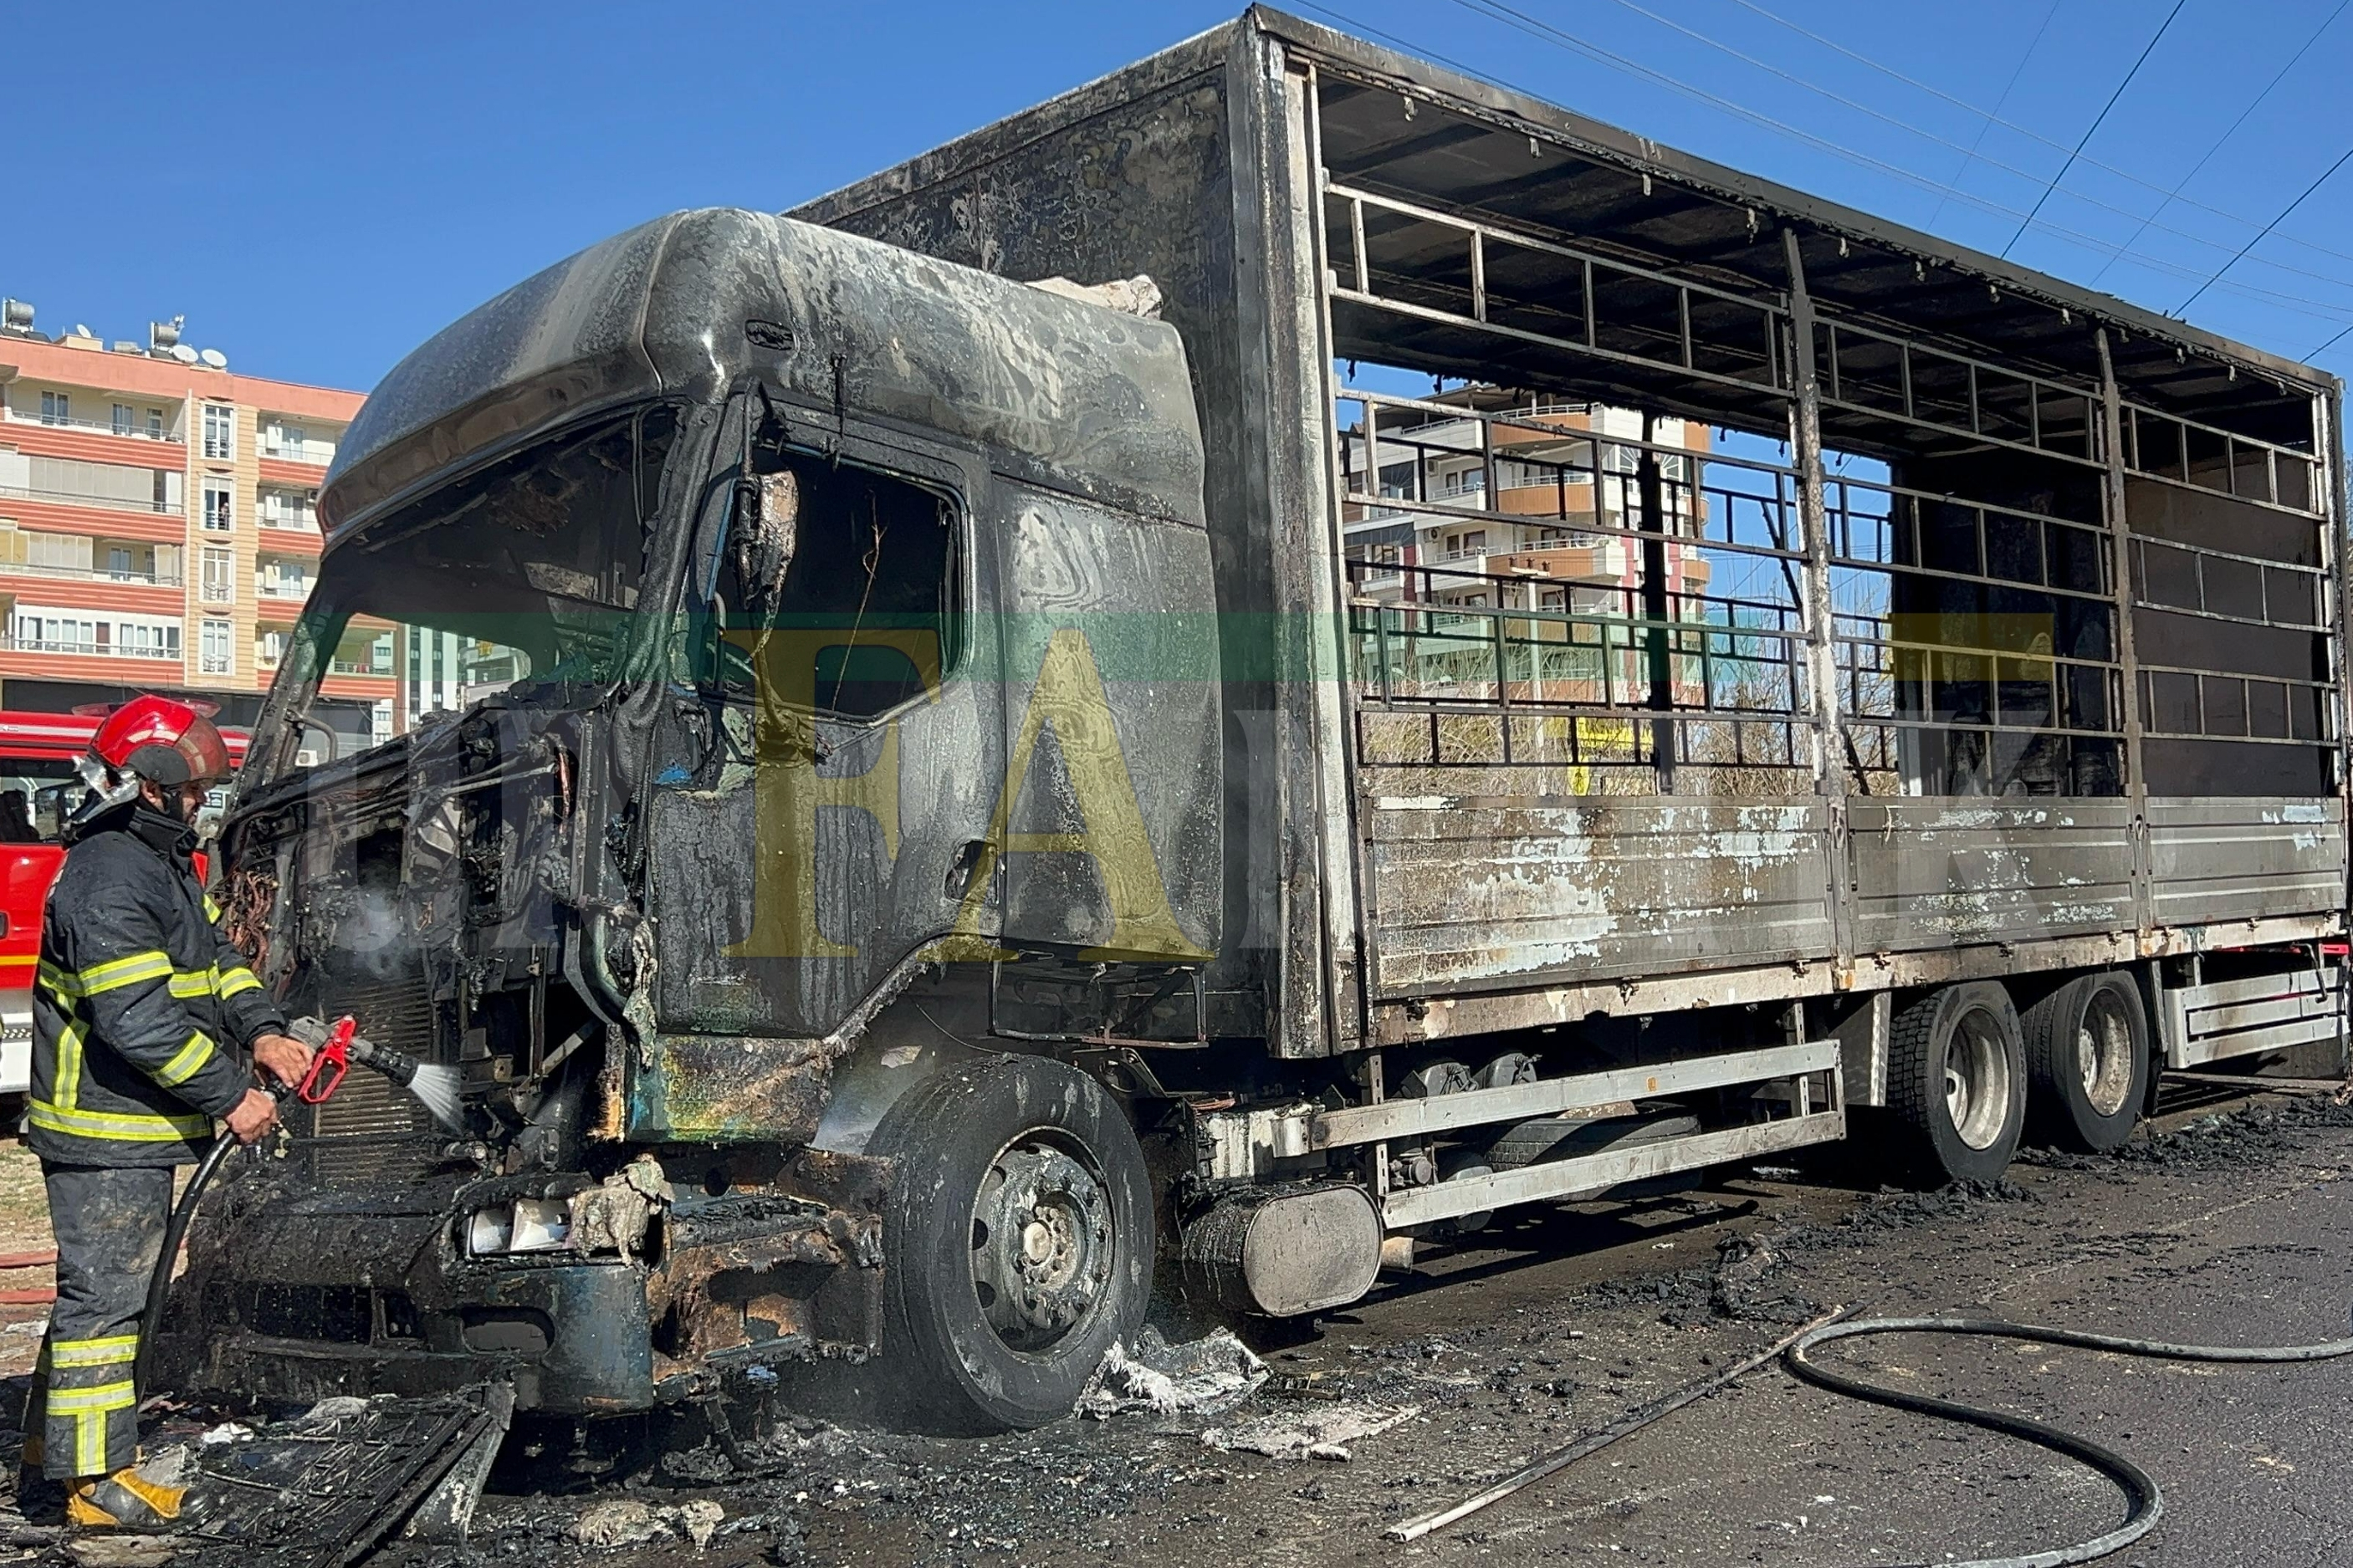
[444,1082,2353,1568]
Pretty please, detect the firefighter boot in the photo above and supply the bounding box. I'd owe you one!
[64,1468,184,1530]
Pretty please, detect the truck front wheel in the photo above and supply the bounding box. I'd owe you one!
[1883,982,2027,1186]
[2021,972,2149,1153]
[865,1053,1153,1433]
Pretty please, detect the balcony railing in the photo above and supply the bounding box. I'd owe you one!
[258,513,321,533]
[3,406,182,443]
[329,660,392,677]
[260,442,335,467]
[0,636,180,660]
[0,559,182,587]
[0,483,182,517]
[258,581,310,600]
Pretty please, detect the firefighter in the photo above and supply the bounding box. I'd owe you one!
[16,696,313,1529]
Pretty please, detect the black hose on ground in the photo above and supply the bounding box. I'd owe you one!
[1783,1313,2353,1568]
[132,1131,243,1404]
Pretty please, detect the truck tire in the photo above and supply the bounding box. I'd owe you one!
[2021,972,2148,1154]
[1884,982,2026,1186]
[1486,1111,1704,1201]
[863,1053,1153,1433]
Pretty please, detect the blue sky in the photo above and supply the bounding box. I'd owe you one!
[8,1,2350,395]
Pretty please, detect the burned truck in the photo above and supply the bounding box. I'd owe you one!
[176,7,2348,1433]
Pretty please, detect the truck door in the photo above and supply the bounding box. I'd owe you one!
[988,483,1220,963]
[638,431,1003,1040]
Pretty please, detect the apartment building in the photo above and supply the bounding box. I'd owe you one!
[0,310,379,737]
[1342,389,1716,609]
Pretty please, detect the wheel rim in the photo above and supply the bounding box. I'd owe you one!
[968,1132,1115,1354]
[2075,987,2136,1117]
[1942,1006,2014,1151]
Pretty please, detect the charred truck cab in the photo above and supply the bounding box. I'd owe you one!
[174,209,1222,1428]
[176,9,2349,1436]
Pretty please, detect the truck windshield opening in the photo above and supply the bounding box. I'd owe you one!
[262,405,678,770]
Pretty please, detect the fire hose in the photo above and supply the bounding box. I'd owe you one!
[132,1016,456,1402]
[1394,1305,2353,1565]
[1779,1312,2353,1568]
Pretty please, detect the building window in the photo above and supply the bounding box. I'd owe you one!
[111,404,136,436]
[39,391,69,426]
[258,556,309,599]
[146,407,165,440]
[107,545,135,580]
[1446,530,1487,559]
[202,405,235,460]
[113,618,181,661]
[202,483,233,532]
[260,488,319,530]
[200,547,234,604]
[198,620,232,674]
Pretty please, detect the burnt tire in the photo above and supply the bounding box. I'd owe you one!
[863,1053,1153,1434]
[2021,972,2149,1154]
[1883,982,2026,1187]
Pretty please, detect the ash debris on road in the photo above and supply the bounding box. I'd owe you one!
[10,1083,2351,1568]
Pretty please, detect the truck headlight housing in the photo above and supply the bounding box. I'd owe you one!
[466,1197,571,1256]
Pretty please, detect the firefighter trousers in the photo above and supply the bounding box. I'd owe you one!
[22,1162,173,1479]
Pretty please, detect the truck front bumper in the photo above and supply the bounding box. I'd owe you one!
[166,1157,890,1416]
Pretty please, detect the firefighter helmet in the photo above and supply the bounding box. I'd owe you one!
[90,694,233,787]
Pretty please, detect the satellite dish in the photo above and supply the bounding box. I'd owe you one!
[170,344,199,365]
[73,324,93,339]
[198,348,228,370]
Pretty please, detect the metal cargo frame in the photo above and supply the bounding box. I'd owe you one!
[799,6,2349,1064]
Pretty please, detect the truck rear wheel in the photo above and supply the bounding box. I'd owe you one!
[2022,972,2148,1153]
[1884,982,2026,1186]
[865,1053,1153,1433]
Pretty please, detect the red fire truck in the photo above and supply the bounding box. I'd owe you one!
[0,710,246,1110]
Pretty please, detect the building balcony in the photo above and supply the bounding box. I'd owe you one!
[0,559,182,589]
[0,483,182,518]
[0,635,180,661]
[259,442,335,467]
[1,406,182,444]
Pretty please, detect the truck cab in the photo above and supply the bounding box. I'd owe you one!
[176,210,1221,1427]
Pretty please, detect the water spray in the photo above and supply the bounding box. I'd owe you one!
[134,1014,466,1400]
[294,1014,466,1131]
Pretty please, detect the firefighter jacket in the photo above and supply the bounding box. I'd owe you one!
[28,804,287,1167]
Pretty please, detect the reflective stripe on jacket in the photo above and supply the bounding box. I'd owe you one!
[28,807,288,1167]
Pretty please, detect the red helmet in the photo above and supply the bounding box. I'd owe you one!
[90,695,233,787]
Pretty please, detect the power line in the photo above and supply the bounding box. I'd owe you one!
[2309,321,2353,359]
[2090,0,2351,287]
[1579,0,2353,291]
[1427,0,2353,324]
[1923,0,2060,234]
[1726,0,2353,274]
[1999,0,2187,258]
[2177,144,2353,313]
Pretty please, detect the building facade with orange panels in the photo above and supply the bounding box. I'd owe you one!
[0,326,378,730]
